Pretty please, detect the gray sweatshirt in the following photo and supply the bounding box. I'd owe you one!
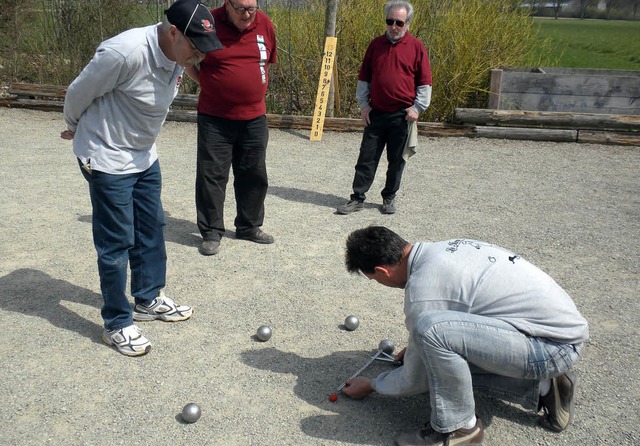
[372,240,589,396]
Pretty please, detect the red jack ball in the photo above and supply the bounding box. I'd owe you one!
[329,393,338,402]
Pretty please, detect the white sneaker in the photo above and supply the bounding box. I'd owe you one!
[102,324,151,356]
[133,291,193,322]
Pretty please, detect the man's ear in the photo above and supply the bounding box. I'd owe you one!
[168,24,179,40]
[373,265,392,278]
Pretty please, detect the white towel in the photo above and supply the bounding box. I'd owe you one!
[402,120,418,161]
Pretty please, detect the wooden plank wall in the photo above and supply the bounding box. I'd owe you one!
[1,83,472,138]
[489,68,640,115]
[3,83,639,146]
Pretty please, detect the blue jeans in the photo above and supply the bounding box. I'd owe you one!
[79,159,166,330]
[413,311,583,432]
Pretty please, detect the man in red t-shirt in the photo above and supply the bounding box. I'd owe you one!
[186,0,277,255]
[336,0,432,216]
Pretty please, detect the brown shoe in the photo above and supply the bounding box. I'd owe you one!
[539,371,577,432]
[394,419,484,445]
[199,239,220,256]
[336,199,364,214]
[236,228,274,244]
[381,197,396,214]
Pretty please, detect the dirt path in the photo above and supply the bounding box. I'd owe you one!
[0,108,638,445]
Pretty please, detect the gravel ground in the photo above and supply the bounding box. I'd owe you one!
[0,108,638,445]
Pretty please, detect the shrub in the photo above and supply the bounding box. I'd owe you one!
[1,0,149,84]
[268,0,548,121]
[1,0,550,122]
[418,0,548,120]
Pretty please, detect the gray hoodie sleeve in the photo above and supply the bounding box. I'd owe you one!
[370,335,429,396]
[355,80,370,110]
[409,84,432,115]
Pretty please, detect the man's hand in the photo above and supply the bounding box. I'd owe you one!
[360,106,372,126]
[395,347,407,364]
[60,130,75,140]
[341,376,374,399]
[405,107,419,122]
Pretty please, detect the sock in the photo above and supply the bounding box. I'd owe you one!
[539,379,551,396]
[140,298,157,309]
[462,415,477,430]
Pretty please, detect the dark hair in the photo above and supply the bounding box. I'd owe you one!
[345,226,409,274]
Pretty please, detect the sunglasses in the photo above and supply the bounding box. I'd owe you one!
[386,18,405,27]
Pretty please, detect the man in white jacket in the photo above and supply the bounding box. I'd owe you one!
[61,0,222,356]
[342,226,589,446]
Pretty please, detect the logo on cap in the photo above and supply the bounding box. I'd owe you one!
[201,19,214,33]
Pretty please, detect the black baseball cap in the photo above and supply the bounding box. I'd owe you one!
[165,0,223,53]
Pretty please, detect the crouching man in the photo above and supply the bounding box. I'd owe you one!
[341,226,588,445]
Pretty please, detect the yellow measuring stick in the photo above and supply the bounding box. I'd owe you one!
[310,37,337,141]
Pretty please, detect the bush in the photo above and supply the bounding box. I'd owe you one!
[268,0,547,121]
[417,0,546,120]
[1,0,149,84]
[1,0,550,122]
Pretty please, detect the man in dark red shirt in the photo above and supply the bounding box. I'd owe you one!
[187,0,276,255]
[337,0,432,216]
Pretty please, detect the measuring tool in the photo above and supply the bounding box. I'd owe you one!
[310,37,337,141]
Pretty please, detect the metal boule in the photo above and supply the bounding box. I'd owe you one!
[256,325,272,341]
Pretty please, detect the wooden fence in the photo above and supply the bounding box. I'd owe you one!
[488,67,640,115]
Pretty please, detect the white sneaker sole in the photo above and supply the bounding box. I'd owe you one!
[102,334,151,356]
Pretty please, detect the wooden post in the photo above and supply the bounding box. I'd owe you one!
[454,108,640,132]
[324,0,338,117]
[488,68,503,110]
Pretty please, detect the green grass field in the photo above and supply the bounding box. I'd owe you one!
[532,18,640,70]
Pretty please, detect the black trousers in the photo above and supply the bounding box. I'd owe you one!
[196,113,269,241]
[350,109,409,202]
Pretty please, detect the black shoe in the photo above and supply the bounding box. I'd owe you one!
[381,197,396,214]
[199,239,220,256]
[539,371,577,432]
[394,418,484,445]
[236,228,274,244]
[336,199,364,214]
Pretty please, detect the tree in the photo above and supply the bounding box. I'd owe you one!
[551,0,564,18]
[615,0,640,17]
[604,0,619,19]
[323,0,337,117]
[577,0,593,18]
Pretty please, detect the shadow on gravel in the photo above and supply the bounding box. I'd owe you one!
[241,347,544,444]
[268,185,379,211]
[76,212,235,250]
[278,128,310,139]
[0,268,102,343]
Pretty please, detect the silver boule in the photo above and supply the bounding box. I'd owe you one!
[379,339,395,354]
[344,315,360,331]
[256,325,272,341]
[181,403,201,423]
